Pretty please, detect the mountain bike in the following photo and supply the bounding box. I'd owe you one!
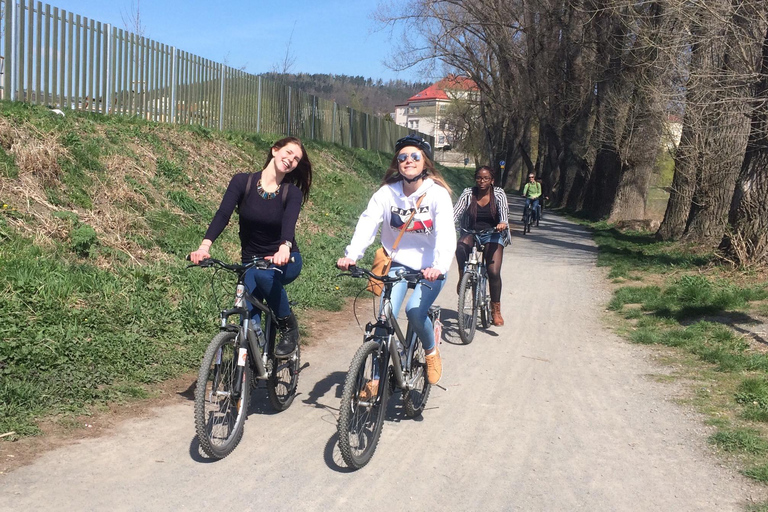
[187,257,301,459]
[457,228,496,344]
[335,265,444,470]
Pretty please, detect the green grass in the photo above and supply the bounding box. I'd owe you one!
[595,224,768,487]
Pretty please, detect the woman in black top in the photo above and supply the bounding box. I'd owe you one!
[189,137,312,357]
[452,166,509,326]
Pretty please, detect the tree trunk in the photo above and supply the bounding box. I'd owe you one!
[722,25,768,265]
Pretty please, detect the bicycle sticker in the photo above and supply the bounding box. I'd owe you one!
[434,318,443,345]
[215,348,222,365]
[238,347,248,367]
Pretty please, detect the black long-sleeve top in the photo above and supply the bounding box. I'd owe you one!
[204,171,302,261]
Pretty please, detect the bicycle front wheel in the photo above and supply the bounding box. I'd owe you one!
[338,341,389,470]
[457,271,478,344]
[479,274,492,329]
[194,331,251,459]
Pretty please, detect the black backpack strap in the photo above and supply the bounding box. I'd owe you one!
[282,181,289,207]
[237,173,254,212]
[244,173,254,199]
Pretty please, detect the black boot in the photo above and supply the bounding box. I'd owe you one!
[275,313,299,358]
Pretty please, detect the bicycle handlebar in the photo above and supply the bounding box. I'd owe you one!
[186,255,292,273]
[337,264,445,284]
[459,227,501,236]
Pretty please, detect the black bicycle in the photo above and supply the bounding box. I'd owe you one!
[457,228,496,344]
[188,257,301,459]
[335,265,443,469]
[523,199,539,234]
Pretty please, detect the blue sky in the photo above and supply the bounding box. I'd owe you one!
[46,0,427,83]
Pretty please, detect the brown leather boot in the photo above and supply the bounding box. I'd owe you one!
[491,302,504,326]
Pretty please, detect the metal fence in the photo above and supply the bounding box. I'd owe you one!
[0,0,430,152]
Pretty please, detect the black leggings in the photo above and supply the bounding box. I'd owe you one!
[455,235,504,302]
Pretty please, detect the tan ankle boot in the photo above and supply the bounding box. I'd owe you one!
[491,302,504,326]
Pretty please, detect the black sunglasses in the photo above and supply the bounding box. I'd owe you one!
[397,152,422,163]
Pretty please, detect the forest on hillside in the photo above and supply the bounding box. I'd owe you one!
[261,73,430,116]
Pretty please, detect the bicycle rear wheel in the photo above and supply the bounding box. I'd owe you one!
[457,271,478,344]
[194,331,251,459]
[338,341,389,470]
[403,334,432,417]
[267,325,300,412]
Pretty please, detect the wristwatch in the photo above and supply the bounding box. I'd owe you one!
[281,240,293,250]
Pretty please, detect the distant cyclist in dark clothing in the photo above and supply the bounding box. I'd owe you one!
[189,137,313,357]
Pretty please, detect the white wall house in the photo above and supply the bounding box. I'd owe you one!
[394,76,478,164]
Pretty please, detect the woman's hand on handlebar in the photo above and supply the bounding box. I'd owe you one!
[269,244,292,266]
[189,248,210,265]
[422,267,442,282]
[337,257,356,270]
[496,223,508,232]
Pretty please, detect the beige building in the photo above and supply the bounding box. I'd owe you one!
[394,76,478,165]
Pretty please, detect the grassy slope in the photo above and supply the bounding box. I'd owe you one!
[0,101,471,437]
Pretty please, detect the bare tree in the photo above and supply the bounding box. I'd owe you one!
[721,25,768,265]
[658,0,768,243]
[121,0,146,37]
[272,23,298,75]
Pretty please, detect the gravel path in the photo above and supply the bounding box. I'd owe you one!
[1,203,765,511]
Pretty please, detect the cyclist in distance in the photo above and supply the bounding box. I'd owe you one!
[453,166,510,326]
[189,137,313,358]
[337,135,456,386]
[522,172,543,222]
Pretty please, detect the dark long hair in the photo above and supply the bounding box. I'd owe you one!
[264,136,313,204]
[381,147,453,195]
[467,166,498,225]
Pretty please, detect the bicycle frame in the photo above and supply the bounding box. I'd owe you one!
[371,283,422,391]
[193,258,285,395]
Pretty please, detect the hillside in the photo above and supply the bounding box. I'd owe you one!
[262,73,430,116]
[0,101,472,438]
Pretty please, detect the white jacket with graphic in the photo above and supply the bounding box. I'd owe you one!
[344,178,457,275]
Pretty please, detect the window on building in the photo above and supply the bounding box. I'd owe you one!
[438,135,445,144]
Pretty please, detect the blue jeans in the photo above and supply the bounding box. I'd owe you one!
[384,264,445,352]
[524,198,540,221]
[244,251,302,320]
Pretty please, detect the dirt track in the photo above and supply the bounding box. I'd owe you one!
[1,204,766,511]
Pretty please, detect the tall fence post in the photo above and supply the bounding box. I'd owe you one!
[105,24,112,114]
[287,85,291,136]
[170,47,176,123]
[311,95,315,140]
[7,0,18,101]
[332,102,336,144]
[219,63,225,131]
[256,75,261,133]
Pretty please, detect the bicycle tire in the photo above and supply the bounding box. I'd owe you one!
[194,331,251,459]
[338,341,389,469]
[267,337,300,411]
[403,337,432,417]
[457,271,478,344]
[479,274,491,329]
[523,209,530,234]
